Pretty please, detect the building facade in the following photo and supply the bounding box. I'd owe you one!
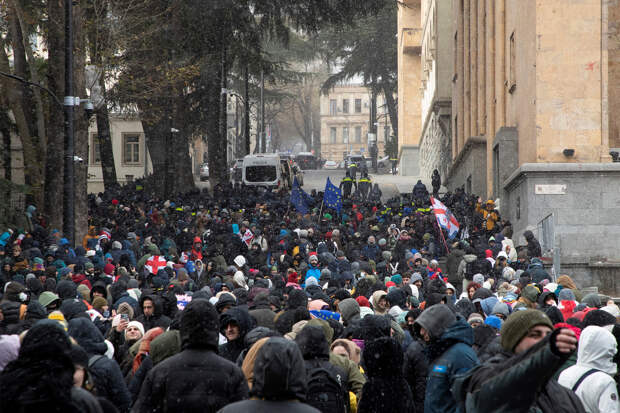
[440,0,620,292]
[87,114,153,193]
[419,0,454,182]
[320,84,391,162]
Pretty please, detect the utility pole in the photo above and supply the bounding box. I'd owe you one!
[260,68,265,153]
[63,0,75,246]
[369,78,378,173]
[244,66,250,155]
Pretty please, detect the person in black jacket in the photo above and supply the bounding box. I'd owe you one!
[134,299,249,413]
[219,307,255,362]
[403,333,428,413]
[218,337,320,413]
[136,294,171,332]
[453,309,585,412]
[523,230,542,258]
[358,337,415,413]
[294,325,349,412]
[67,317,131,412]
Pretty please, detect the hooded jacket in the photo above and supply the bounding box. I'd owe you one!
[134,299,249,413]
[558,326,619,413]
[371,290,388,316]
[136,295,171,332]
[423,317,478,413]
[219,307,255,362]
[219,337,320,413]
[67,318,131,411]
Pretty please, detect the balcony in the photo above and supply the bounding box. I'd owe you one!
[401,28,422,55]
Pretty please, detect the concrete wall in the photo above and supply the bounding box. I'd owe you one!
[503,163,620,263]
[446,137,487,196]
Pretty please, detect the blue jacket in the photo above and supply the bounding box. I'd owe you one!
[424,318,478,413]
[305,263,321,280]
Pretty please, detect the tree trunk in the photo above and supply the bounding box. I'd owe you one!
[204,63,227,186]
[44,0,65,230]
[141,114,167,197]
[94,84,118,191]
[73,1,89,244]
[382,82,398,143]
[0,39,44,208]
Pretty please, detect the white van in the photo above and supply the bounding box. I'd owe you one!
[242,154,287,189]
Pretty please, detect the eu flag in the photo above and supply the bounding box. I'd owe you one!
[290,177,309,214]
[323,177,342,212]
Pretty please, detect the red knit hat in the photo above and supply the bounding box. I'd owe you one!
[554,322,582,341]
[355,296,371,308]
[103,263,115,276]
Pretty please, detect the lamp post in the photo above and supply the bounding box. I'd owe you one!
[63,0,75,246]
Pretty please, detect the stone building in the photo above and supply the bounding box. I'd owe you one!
[319,83,391,162]
[419,0,454,182]
[397,0,423,175]
[443,0,620,293]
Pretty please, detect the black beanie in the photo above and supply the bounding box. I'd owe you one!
[583,309,617,328]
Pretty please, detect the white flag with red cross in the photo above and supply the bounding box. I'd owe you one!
[430,197,460,239]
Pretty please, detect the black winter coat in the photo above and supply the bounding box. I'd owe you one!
[219,307,255,362]
[403,339,428,413]
[133,349,249,413]
[453,330,585,413]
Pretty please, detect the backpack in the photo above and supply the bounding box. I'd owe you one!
[464,260,476,280]
[306,365,348,413]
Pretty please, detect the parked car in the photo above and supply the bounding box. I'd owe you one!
[199,163,209,181]
[323,160,339,170]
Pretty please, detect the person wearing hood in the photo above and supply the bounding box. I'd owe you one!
[414,304,478,413]
[457,248,478,293]
[558,326,619,412]
[338,298,361,327]
[524,230,542,258]
[136,294,171,332]
[358,336,415,413]
[453,309,585,412]
[219,307,256,362]
[134,299,249,413]
[249,291,277,330]
[68,317,131,411]
[294,325,349,413]
[371,290,389,316]
[1,319,102,413]
[219,337,319,413]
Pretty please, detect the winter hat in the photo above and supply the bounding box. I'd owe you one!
[410,272,423,285]
[378,238,387,247]
[601,304,620,318]
[500,309,553,352]
[558,289,576,301]
[233,255,246,267]
[582,293,602,308]
[492,302,510,318]
[103,263,115,276]
[554,322,582,342]
[467,313,484,326]
[117,302,135,320]
[391,274,403,285]
[415,304,457,340]
[320,268,331,280]
[472,274,485,285]
[126,320,145,337]
[381,250,391,261]
[355,296,371,308]
[582,309,617,328]
[38,291,60,308]
[520,285,540,303]
[484,315,502,330]
[308,253,318,263]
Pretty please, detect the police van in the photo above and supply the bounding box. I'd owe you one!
[242,154,289,190]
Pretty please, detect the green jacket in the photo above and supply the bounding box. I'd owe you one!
[329,352,365,400]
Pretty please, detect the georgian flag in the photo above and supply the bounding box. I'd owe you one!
[242,229,254,247]
[430,197,460,239]
[145,255,167,275]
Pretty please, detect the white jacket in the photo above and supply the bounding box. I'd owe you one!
[558,326,620,413]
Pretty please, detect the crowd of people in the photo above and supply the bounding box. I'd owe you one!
[0,178,619,413]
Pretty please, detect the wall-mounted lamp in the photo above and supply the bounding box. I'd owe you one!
[562,148,575,157]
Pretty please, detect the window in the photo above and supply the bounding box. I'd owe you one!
[246,165,277,182]
[123,133,141,165]
[90,133,101,165]
[354,126,362,143]
[342,99,349,114]
[343,127,349,143]
[355,99,362,113]
[329,99,337,115]
[330,127,337,143]
[509,31,516,93]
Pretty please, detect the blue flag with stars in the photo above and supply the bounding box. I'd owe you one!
[323,177,342,212]
[290,177,309,214]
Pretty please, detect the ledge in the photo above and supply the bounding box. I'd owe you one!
[503,162,620,190]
